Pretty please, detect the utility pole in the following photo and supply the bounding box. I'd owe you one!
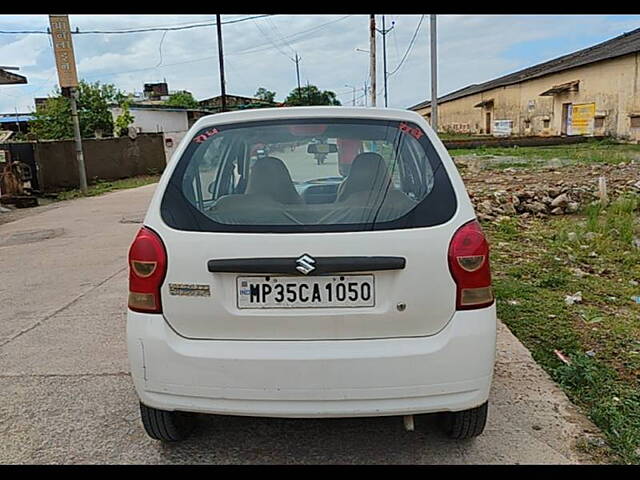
[69,88,88,192]
[216,14,227,112]
[345,84,356,106]
[293,53,302,103]
[430,14,438,131]
[369,14,376,107]
[49,14,87,194]
[363,80,368,107]
[377,16,394,107]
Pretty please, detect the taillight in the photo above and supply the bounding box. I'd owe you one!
[128,227,167,313]
[448,220,494,310]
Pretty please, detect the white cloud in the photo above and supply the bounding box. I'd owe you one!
[0,14,638,114]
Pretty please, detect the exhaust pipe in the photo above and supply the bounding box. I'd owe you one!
[403,415,415,432]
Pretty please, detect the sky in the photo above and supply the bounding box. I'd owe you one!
[0,14,639,114]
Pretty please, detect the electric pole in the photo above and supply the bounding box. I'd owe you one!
[377,16,394,107]
[216,14,227,112]
[369,14,376,107]
[48,14,87,194]
[363,80,368,107]
[293,53,302,103]
[345,84,356,106]
[430,14,438,131]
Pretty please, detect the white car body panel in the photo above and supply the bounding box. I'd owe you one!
[129,106,495,418]
[144,107,476,341]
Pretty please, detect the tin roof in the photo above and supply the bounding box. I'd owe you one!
[0,68,27,85]
[409,26,640,110]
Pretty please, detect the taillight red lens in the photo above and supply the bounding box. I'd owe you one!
[128,227,167,313]
[448,220,494,310]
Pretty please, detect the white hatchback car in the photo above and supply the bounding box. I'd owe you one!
[127,106,496,442]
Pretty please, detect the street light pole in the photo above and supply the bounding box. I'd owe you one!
[430,14,438,131]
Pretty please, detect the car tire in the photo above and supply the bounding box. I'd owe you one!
[440,401,488,440]
[139,402,196,442]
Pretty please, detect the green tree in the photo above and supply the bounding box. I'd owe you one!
[284,85,341,106]
[114,100,135,137]
[31,80,128,140]
[255,87,276,103]
[164,91,199,109]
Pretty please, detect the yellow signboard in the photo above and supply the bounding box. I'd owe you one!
[49,15,79,88]
[570,103,595,136]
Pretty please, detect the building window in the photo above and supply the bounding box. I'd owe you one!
[594,117,605,129]
[543,119,550,128]
[631,116,640,129]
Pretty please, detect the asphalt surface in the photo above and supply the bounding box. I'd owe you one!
[0,184,603,464]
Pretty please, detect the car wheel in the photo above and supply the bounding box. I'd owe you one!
[440,401,488,440]
[139,402,196,442]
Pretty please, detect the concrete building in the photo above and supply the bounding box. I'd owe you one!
[109,104,210,161]
[198,94,282,112]
[410,27,640,141]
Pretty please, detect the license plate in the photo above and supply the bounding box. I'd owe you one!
[237,275,375,309]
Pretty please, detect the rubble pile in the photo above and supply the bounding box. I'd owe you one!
[454,156,640,221]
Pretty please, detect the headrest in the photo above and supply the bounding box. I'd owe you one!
[337,152,392,201]
[245,156,302,204]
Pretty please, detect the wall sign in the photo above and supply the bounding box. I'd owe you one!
[570,103,596,136]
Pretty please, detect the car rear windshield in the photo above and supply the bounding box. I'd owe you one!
[160,117,457,233]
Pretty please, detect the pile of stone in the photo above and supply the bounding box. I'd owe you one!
[470,186,594,221]
[456,156,640,222]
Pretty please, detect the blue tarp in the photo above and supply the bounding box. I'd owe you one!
[0,115,34,123]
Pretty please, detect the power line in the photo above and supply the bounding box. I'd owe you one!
[79,16,354,80]
[227,15,353,57]
[0,14,274,35]
[387,15,425,77]
[266,17,297,57]
[253,19,292,60]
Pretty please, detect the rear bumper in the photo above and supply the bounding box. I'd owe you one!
[127,305,497,418]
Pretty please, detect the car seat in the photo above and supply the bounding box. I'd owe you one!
[245,156,303,205]
[335,152,392,202]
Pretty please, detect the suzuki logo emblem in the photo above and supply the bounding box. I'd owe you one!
[296,254,316,275]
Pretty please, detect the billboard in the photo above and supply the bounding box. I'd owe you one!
[570,103,596,136]
[49,15,79,88]
[493,119,513,137]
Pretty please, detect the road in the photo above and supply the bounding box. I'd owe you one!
[0,184,602,464]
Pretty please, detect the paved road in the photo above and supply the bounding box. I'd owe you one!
[0,185,603,464]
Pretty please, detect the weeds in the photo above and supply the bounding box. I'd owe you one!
[55,175,160,201]
[485,192,640,463]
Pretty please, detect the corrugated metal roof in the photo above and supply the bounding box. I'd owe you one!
[0,68,27,85]
[0,114,34,123]
[409,26,640,111]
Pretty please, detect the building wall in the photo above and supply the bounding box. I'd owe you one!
[415,52,640,140]
[33,133,166,192]
[110,107,190,161]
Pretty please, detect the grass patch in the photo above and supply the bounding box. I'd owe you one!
[486,193,640,463]
[450,139,640,167]
[54,174,160,201]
